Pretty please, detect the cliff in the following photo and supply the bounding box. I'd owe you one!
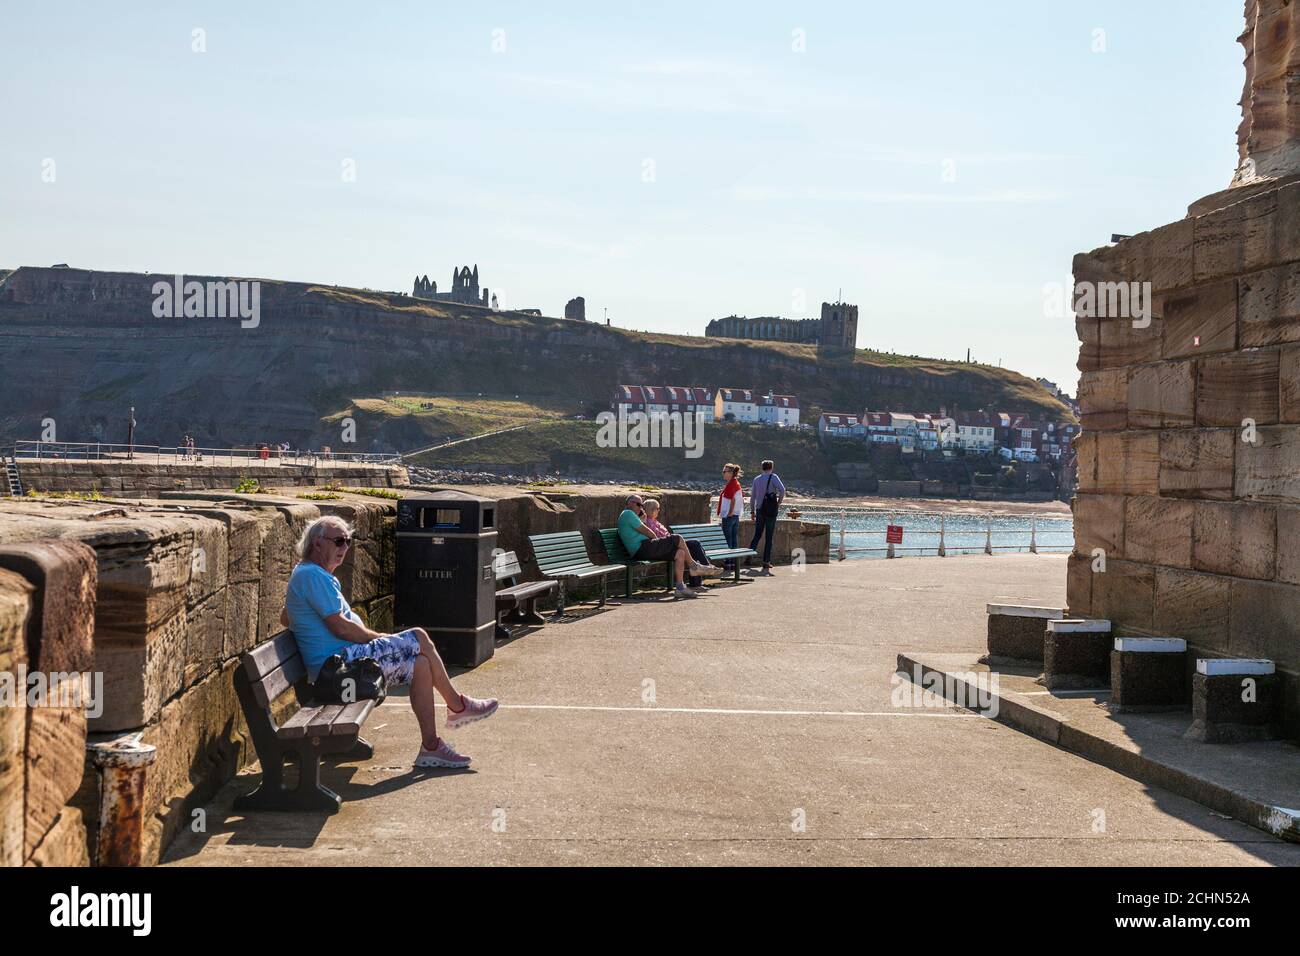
[0,266,1070,451]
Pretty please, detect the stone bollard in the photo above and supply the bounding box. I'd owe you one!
[88,734,157,867]
[1110,637,1187,712]
[1186,660,1282,744]
[985,604,1064,664]
[1043,618,1112,689]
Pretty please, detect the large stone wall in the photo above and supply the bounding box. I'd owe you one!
[0,491,396,864]
[1069,2,1300,736]
[13,459,408,496]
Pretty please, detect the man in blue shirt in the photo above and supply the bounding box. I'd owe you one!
[617,494,718,598]
[281,515,499,770]
[748,459,785,574]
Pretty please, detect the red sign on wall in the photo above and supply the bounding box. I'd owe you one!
[886,524,904,544]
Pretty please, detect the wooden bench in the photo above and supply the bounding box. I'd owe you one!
[494,550,558,636]
[597,527,674,597]
[528,531,625,615]
[669,522,757,584]
[232,630,378,814]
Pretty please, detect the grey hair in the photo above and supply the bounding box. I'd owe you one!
[296,515,352,560]
[642,498,661,514]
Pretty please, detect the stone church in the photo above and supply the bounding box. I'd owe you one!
[706,300,859,348]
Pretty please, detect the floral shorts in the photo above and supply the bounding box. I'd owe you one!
[339,628,422,686]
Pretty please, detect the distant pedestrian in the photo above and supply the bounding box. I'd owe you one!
[747,459,785,575]
[717,463,744,570]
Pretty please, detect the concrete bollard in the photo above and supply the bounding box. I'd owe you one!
[88,733,157,867]
[1110,637,1187,712]
[1186,659,1282,743]
[1043,618,1112,689]
[985,604,1064,664]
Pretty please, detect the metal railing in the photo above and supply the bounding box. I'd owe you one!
[787,505,1073,560]
[8,440,402,467]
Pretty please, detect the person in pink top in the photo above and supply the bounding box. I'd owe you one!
[641,499,722,589]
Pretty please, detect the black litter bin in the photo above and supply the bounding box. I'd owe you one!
[394,492,497,666]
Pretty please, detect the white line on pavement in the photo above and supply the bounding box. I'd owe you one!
[439,704,978,718]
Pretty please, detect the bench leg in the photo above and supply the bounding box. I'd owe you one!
[599,575,607,608]
[734,561,741,584]
[233,746,342,814]
[625,566,634,598]
[554,581,567,618]
[520,595,546,625]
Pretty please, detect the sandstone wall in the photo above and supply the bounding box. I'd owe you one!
[1070,178,1300,736]
[0,492,396,864]
[13,459,408,496]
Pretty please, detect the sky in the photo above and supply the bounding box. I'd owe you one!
[0,1,1245,394]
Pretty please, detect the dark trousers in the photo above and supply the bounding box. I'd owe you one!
[749,513,777,566]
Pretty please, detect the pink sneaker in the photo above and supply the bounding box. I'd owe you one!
[414,739,471,769]
[446,694,499,730]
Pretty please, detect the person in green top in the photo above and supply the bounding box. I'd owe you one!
[617,493,717,599]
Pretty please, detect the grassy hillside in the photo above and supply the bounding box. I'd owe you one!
[410,418,838,484]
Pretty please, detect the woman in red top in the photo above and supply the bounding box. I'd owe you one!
[718,463,744,555]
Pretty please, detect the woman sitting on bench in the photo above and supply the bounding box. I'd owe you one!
[281,515,498,770]
[641,498,721,590]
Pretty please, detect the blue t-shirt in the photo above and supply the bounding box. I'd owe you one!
[617,508,648,557]
[284,562,362,680]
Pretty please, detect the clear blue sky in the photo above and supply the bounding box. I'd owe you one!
[0,1,1244,394]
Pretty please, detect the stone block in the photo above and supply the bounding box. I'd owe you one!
[183,588,227,688]
[1043,618,1113,689]
[1239,263,1300,347]
[1098,315,1161,369]
[1073,494,1124,559]
[0,539,96,672]
[1091,560,1157,633]
[1186,662,1282,743]
[1094,432,1159,496]
[1281,347,1300,422]
[1192,501,1276,580]
[1128,361,1196,428]
[24,676,87,861]
[985,604,1063,663]
[92,608,186,732]
[1159,428,1235,500]
[1228,578,1300,664]
[1110,637,1188,711]
[1074,433,1098,493]
[1123,497,1194,568]
[1196,350,1280,426]
[1066,553,1094,617]
[23,807,89,867]
[1275,506,1300,584]
[1076,314,1100,372]
[1153,567,1232,654]
[1236,425,1300,500]
[1160,279,1238,359]
[1078,368,1128,430]
[0,569,32,868]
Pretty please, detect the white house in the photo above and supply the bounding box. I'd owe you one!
[818,413,866,439]
[756,393,800,427]
[715,387,759,423]
[863,411,897,443]
[953,411,996,452]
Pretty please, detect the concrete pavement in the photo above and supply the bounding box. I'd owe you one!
[164,555,1300,866]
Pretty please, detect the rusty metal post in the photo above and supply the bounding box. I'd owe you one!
[89,733,157,867]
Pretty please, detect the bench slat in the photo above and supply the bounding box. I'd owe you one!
[277,705,324,739]
[251,653,306,709]
[331,700,375,736]
[497,581,556,600]
[243,630,302,681]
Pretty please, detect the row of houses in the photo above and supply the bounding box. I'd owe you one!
[817,409,1078,462]
[612,386,801,427]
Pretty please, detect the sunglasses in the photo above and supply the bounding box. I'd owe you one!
[329,536,352,547]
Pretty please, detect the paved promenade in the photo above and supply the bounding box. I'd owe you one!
[165,555,1300,866]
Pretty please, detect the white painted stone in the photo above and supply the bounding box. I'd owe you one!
[1048,618,1112,633]
[986,604,1065,619]
[1196,658,1275,675]
[1113,636,1187,653]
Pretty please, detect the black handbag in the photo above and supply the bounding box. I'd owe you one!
[758,474,781,518]
[313,654,387,705]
